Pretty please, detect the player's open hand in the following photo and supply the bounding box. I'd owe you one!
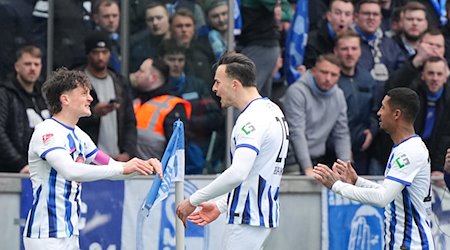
[333,159,358,185]
[188,202,220,226]
[122,157,156,176]
[313,163,340,189]
[176,199,196,228]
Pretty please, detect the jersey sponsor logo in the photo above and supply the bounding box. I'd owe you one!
[42,133,54,144]
[241,122,256,135]
[394,154,410,169]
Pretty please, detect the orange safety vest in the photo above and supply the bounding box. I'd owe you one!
[133,95,192,136]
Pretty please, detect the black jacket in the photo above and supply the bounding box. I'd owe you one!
[76,67,137,157]
[0,77,48,172]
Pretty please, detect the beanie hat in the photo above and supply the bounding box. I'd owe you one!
[203,0,227,14]
[84,31,112,54]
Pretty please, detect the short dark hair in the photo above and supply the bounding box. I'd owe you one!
[151,58,170,83]
[355,0,380,13]
[43,68,91,115]
[16,45,42,62]
[423,56,448,69]
[315,53,342,69]
[217,52,256,87]
[93,0,119,15]
[145,1,169,16]
[402,1,426,13]
[170,8,195,25]
[157,39,187,58]
[386,87,420,123]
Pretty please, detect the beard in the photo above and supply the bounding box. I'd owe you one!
[403,31,421,42]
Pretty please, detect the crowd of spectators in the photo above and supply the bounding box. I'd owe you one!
[1,0,450,178]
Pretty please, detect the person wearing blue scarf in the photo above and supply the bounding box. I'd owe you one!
[198,0,228,61]
[303,0,354,69]
[387,56,450,175]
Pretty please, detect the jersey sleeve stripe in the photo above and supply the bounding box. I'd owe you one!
[86,148,99,159]
[386,176,411,186]
[40,147,66,159]
[236,144,260,154]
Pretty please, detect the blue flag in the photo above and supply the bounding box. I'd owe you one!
[284,0,308,85]
[234,0,242,35]
[136,120,185,250]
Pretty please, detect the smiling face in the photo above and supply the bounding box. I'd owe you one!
[422,60,448,94]
[326,0,354,34]
[63,84,93,118]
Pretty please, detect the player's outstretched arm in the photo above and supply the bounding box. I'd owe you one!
[188,202,221,226]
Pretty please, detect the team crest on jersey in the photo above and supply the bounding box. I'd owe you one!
[42,133,54,144]
[394,153,410,169]
[241,122,256,135]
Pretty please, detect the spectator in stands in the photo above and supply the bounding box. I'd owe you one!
[371,28,446,174]
[170,8,215,85]
[280,54,351,176]
[93,0,121,73]
[352,0,405,86]
[130,58,191,160]
[388,56,450,176]
[158,39,224,174]
[77,31,137,162]
[198,0,229,62]
[304,0,354,69]
[442,1,450,65]
[237,0,291,98]
[0,45,49,173]
[392,1,428,57]
[130,2,171,73]
[31,0,93,69]
[334,31,378,175]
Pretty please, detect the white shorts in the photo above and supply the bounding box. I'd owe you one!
[23,235,80,250]
[221,224,273,250]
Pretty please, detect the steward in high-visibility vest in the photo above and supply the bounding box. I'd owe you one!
[134,95,192,159]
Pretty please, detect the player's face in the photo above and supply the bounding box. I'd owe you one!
[422,60,448,94]
[145,6,170,36]
[334,37,361,70]
[65,84,93,118]
[87,48,110,71]
[355,3,382,34]
[326,0,354,34]
[15,53,42,85]
[311,60,341,91]
[212,65,234,108]
[377,95,394,133]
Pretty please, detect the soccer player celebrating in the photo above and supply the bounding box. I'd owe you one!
[314,87,435,249]
[176,52,289,249]
[22,68,162,250]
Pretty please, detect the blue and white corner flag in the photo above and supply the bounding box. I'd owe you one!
[284,0,308,85]
[136,120,185,250]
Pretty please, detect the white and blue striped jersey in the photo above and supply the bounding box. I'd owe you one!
[384,135,434,250]
[23,118,118,239]
[226,98,289,228]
